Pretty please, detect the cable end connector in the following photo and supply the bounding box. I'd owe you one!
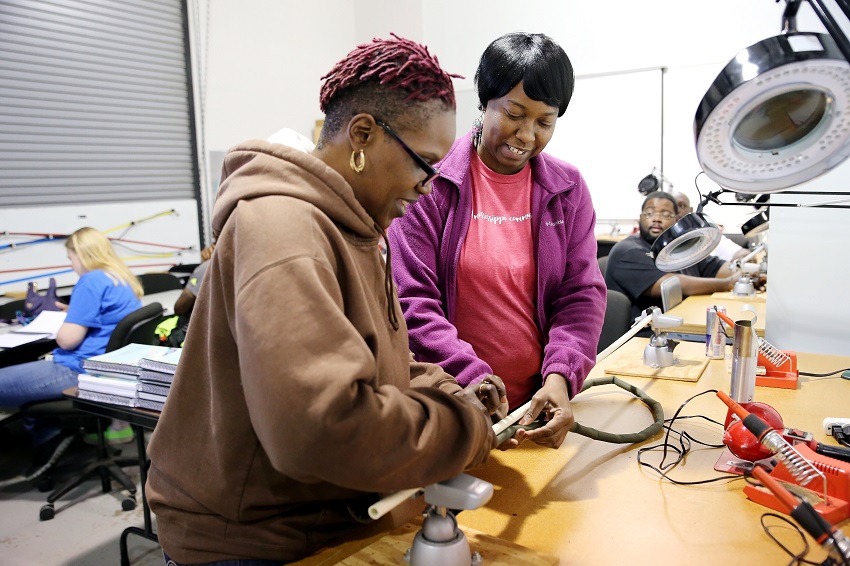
[824,418,850,436]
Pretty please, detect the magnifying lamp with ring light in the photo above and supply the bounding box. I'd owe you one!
[652,0,850,272]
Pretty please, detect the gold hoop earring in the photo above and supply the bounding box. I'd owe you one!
[350,149,365,173]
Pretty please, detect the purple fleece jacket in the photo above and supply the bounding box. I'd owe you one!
[387,130,606,398]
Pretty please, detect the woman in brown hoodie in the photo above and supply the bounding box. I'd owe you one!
[145,35,507,565]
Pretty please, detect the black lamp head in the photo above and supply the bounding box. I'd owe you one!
[651,212,722,271]
[695,32,850,193]
[742,209,770,237]
[638,172,660,195]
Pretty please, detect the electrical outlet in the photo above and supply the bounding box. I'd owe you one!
[823,417,850,435]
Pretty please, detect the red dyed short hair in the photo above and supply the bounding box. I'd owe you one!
[320,33,458,112]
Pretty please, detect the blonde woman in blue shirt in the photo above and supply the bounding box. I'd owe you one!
[0,227,142,444]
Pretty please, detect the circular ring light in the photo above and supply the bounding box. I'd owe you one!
[651,213,722,272]
[695,32,850,193]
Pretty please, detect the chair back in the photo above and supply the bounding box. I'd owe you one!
[597,290,633,353]
[105,302,164,352]
[137,273,183,294]
[660,276,683,312]
[168,264,199,286]
[0,298,26,322]
[597,256,609,279]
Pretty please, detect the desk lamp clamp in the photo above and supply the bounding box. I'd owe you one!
[730,244,766,298]
[642,307,684,368]
[401,474,493,566]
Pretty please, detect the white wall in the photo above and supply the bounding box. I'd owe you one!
[195,0,830,231]
[6,0,848,354]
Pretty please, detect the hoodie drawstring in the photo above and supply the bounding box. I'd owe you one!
[378,226,400,331]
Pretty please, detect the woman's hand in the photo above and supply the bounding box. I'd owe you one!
[514,373,574,449]
[54,300,69,312]
[458,374,509,422]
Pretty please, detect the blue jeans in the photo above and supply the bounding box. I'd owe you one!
[0,360,79,408]
[0,360,79,444]
[163,552,286,566]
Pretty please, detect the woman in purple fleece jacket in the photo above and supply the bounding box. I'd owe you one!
[388,33,606,450]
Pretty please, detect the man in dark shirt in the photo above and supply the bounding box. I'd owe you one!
[605,191,739,319]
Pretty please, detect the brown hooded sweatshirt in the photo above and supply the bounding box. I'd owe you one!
[145,140,494,563]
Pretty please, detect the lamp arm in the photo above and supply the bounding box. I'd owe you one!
[709,200,850,210]
[597,311,654,363]
[739,243,766,265]
[695,190,723,214]
[782,0,803,33]
[705,188,850,209]
[805,0,850,63]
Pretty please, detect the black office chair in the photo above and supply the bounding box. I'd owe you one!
[0,298,26,322]
[597,256,609,279]
[26,302,165,520]
[103,301,165,351]
[168,263,199,286]
[137,272,183,294]
[597,290,633,354]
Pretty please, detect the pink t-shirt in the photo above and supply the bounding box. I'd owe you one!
[454,151,543,407]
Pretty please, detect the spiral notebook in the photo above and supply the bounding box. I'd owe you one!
[138,347,182,374]
[82,343,176,376]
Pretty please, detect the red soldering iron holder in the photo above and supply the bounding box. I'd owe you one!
[743,444,850,524]
[755,348,799,390]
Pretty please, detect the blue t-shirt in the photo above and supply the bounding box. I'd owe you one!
[53,270,142,372]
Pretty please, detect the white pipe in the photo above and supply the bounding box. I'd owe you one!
[368,310,655,520]
[597,312,653,364]
[367,487,422,520]
[739,243,765,265]
[491,400,533,436]
[369,400,532,520]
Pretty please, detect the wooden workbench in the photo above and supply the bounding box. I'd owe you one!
[666,293,767,337]
[297,340,850,565]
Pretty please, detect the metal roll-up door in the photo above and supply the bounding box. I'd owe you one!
[0,0,198,206]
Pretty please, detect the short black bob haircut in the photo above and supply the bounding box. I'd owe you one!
[474,32,574,117]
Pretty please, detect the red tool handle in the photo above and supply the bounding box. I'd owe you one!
[751,465,800,513]
[713,307,737,329]
[716,390,750,421]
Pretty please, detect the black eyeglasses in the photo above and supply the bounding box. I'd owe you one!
[641,209,676,220]
[375,120,440,185]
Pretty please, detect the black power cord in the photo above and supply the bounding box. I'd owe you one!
[746,472,850,566]
[830,424,850,449]
[800,368,850,378]
[758,512,821,566]
[636,389,746,486]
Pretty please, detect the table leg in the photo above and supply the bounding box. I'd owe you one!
[120,424,159,565]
